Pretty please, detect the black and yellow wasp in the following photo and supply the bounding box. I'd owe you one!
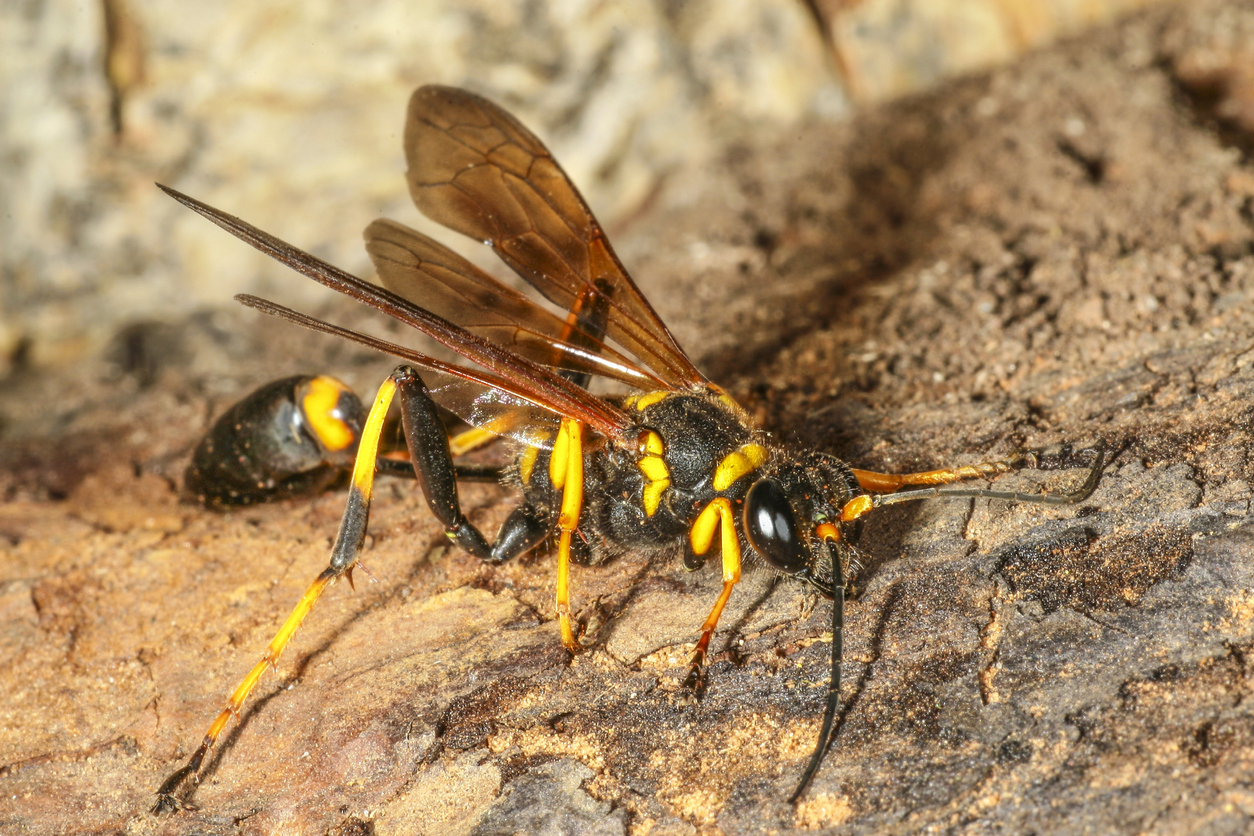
[154,86,1104,811]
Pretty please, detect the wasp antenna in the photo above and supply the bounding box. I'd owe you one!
[870,440,1106,510]
[790,549,846,803]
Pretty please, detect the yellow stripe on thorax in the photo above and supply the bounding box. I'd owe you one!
[713,443,767,492]
[636,429,670,517]
[623,390,669,412]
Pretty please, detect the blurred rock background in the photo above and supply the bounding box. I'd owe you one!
[2,0,1172,390]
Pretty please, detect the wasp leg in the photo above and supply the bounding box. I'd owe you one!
[547,418,585,652]
[154,369,411,812]
[683,497,743,689]
[394,370,494,558]
[851,450,1038,493]
[376,456,507,483]
[395,405,549,562]
[154,365,500,812]
[505,277,602,639]
[380,451,545,557]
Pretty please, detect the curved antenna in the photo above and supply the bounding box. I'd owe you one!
[790,441,1106,802]
[871,441,1106,510]
[789,540,844,803]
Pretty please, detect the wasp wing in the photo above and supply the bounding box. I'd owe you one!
[236,295,563,449]
[364,218,664,391]
[159,184,634,445]
[403,85,707,391]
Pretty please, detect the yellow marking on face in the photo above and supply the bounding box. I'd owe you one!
[302,376,357,453]
[633,391,669,411]
[519,445,541,485]
[712,443,768,492]
[815,521,840,542]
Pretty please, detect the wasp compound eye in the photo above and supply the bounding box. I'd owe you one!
[744,478,807,573]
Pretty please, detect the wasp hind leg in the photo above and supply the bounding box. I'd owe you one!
[154,365,506,812]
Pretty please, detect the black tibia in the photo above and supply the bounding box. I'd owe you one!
[394,367,493,559]
[453,464,508,482]
[490,503,552,563]
[330,487,371,572]
[375,456,418,479]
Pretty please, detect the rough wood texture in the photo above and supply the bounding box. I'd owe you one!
[4,3,1254,834]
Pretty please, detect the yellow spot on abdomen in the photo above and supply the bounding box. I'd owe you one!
[302,376,357,453]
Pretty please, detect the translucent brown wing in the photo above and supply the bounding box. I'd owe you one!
[364,218,665,391]
[403,85,707,391]
[237,295,563,450]
[158,185,634,445]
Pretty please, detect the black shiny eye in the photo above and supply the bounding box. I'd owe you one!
[743,478,808,573]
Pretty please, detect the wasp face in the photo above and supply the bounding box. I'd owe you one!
[742,451,864,598]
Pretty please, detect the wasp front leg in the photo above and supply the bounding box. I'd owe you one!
[682,497,743,689]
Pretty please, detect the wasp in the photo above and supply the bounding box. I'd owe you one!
[153,85,1104,812]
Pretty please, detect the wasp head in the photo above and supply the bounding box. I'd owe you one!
[741,450,865,597]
